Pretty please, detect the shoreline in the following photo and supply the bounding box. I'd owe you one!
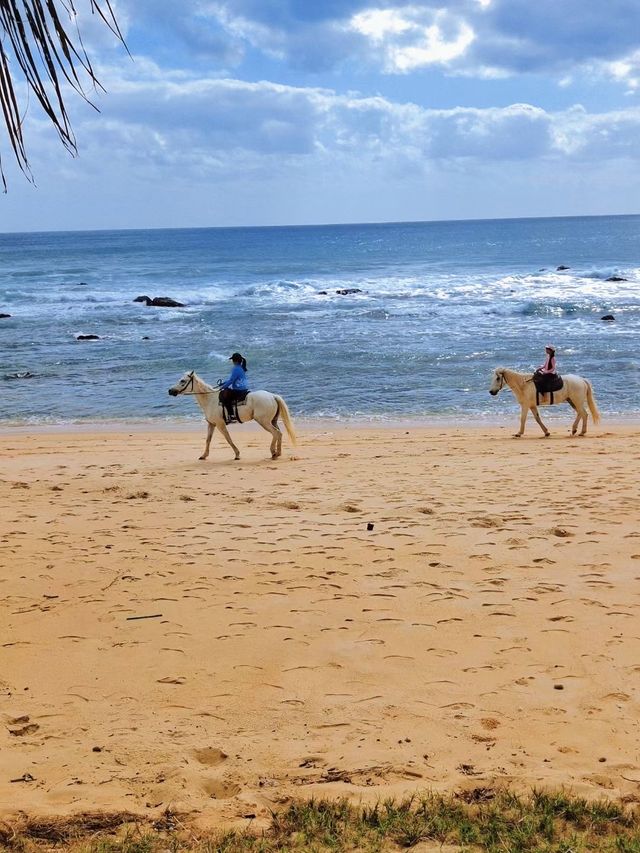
[1,411,639,436]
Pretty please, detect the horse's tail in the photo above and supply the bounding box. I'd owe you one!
[275,395,297,446]
[586,381,601,424]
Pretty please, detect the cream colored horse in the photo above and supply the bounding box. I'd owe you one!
[168,371,297,460]
[489,367,600,438]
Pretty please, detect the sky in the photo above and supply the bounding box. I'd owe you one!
[1,0,640,231]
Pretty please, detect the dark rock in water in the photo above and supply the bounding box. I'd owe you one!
[77,282,88,286]
[0,313,11,318]
[4,371,35,380]
[556,265,570,271]
[151,296,185,308]
[134,295,185,307]
[76,334,100,340]
[606,275,627,282]
[335,288,363,296]
[151,296,185,307]
[601,314,615,322]
[317,291,328,296]
[538,268,547,272]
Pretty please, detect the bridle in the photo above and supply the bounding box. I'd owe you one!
[495,371,505,392]
[177,374,220,396]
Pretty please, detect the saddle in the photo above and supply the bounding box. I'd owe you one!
[532,371,563,406]
[222,390,249,425]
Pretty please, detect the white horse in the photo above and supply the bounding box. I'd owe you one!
[489,367,600,438]
[168,371,297,460]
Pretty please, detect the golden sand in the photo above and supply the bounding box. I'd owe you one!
[1,423,639,825]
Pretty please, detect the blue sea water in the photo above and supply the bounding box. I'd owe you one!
[0,215,639,424]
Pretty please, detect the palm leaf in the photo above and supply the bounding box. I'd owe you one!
[0,0,126,189]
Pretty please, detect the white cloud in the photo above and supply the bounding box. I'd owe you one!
[350,7,475,72]
[106,0,640,86]
[597,50,640,92]
[5,78,640,232]
[18,68,640,182]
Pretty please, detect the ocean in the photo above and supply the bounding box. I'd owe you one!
[0,215,638,425]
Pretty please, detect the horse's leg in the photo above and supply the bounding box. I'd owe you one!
[219,422,241,460]
[577,403,589,436]
[530,405,550,437]
[567,400,581,436]
[514,405,528,437]
[199,422,215,460]
[257,415,282,459]
[271,411,283,457]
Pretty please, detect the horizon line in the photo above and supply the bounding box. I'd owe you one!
[1,210,639,238]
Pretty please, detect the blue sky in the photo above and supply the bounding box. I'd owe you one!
[1,0,639,230]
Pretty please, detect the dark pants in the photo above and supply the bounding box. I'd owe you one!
[219,388,248,421]
[219,388,242,407]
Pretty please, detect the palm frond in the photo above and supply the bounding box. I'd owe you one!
[0,0,126,190]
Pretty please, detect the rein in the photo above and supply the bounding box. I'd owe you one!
[179,375,220,395]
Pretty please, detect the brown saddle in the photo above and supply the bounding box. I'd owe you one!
[219,389,249,424]
[533,371,563,405]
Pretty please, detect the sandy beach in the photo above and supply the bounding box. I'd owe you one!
[1,421,640,827]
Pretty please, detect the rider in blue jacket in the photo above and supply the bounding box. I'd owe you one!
[219,352,249,415]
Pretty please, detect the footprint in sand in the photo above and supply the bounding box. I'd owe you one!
[202,778,241,799]
[193,747,228,766]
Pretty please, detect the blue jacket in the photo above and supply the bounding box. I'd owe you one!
[220,365,249,391]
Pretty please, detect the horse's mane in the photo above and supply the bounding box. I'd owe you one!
[192,372,217,392]
[499,367,533,379]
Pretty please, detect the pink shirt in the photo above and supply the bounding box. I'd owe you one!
[539,354,556,374]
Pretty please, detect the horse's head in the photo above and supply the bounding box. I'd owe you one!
[489,368,506,396]
[168,370,195,397]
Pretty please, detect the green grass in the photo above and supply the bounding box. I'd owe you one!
[2,789,640,852]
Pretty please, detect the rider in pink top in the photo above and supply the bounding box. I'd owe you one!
[539,345,557,374]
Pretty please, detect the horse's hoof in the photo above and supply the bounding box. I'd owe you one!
[543,433,550,438]
[513,434,521,438]
[199,455,207,460]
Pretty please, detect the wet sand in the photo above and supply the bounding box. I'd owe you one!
[1,422,640,826]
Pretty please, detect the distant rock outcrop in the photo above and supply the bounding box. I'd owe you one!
[0,313,11,319]
[134,295,185,307]
[4,371,34,380]
[335,288,363,296]
[76,334,100,340]
[556,265,570,271]
[601,315,615,322]
[605,275,627,282]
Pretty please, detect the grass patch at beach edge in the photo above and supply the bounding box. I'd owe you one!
[2,789,640,852]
